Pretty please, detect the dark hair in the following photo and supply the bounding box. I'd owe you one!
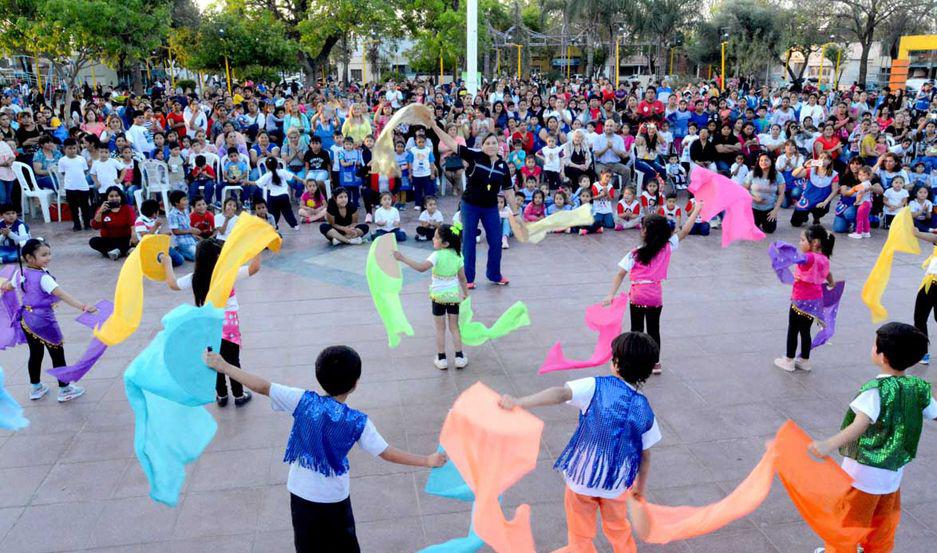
[635,214,672,265]
[226,146,238,156]
[437,223,462,255]
[752,153,778,181]
[265,156,281,186]
[875,322,928,370]
[195,154,206,167]
[192,194,206,205]
[190,239,223,307]
[140,199,159,217]
[169,190,187,207]
[309,135,321,144]
[253,197,268,208]
[804,224,835,258]
[315,345,362,396]
[18,238,50,290]
[665,192,677,200]
[0,203,15,214]
[63,138,77,148]
[103,186,125,205]
[422,195,437,206]
[610,332,659,386]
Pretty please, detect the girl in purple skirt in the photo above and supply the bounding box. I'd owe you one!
[1,239,97,401]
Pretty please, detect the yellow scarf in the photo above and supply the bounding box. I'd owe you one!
[860,208,920,322]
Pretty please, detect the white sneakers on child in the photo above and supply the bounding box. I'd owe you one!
[29,383,49,400]
[454,354,468,369]
[57,385,85,402]
[350,237,363,245]
[848,233,872,239]
[501,236,509,249]
[434,357,449,370]
[774,357,796,372]
[794,357,812,371]
[107,248,121,260]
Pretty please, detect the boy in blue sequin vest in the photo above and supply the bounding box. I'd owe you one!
[205,345,446,552]
[809,322,937,553]
[499,332,660,553]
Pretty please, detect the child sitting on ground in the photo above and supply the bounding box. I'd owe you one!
[616,186,642,231]
[371,192,406,242]
[189,195,216,240]
[416,195,444,241]
[0,204,29,263]
[659,193,682,229]
[203,345,445,552]
[299,179,328,224]
[524,190,546,222]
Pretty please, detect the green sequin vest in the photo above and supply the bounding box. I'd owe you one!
[839,376,932,471]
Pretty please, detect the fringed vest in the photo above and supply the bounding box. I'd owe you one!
[283,391,368,477]
[554,376,655,490]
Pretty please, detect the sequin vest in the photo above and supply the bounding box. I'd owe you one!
[283,391,368,477]
[554,376,655,490]
[839,376,932,471]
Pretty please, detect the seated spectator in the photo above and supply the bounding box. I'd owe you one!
[89,186,136,260]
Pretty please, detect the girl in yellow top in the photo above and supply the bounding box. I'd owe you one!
[341,103,373,145]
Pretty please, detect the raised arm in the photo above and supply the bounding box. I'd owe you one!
[392,250,433,272]
[498,385,572,410]
[677,200,703,241]
[204,349,271,396]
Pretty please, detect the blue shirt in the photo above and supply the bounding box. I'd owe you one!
[168,207,197,248]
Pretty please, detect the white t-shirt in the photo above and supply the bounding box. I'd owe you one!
[564,377,661,498]
[270,383,388,503]
[256,170,295,197]
[12,269,57,294]
[419,209,444,226]
[883,188,909,216]
[618,234,679,272]
[372,206,400,232]
[90,158,121,193]
[841,376,937,495]
[409,146,434,178]
[58,156,89,191]
[176,266,249,312]
[215,213,239,241]
[540,145,563,172]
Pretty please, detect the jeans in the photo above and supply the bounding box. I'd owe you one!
[189,178,216,203]
[460,200,503,283]
[715,160,732,175]
[412,175,436,209]
[0,179,13,205]
[634,160,664,184]
[594,212,615,229]
[372,228,407,242]
[171,242,197,262]
[501,218,512,237]
[167,247,184,266]
[0,247,18,263]
[35,175,56,191]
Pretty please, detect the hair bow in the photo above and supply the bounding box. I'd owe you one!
[451,221,463,236]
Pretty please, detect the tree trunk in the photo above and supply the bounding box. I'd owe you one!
[132,64,144,95]
[857,38,873,87]
[585,33,594,78]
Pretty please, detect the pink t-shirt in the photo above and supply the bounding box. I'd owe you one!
[618,235,678,307]
[791,252,829,301]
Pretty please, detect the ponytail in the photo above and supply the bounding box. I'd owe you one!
[805,224,835,258]
[191,239,223,306]
[18,238,49,292]
[265,157,281,186]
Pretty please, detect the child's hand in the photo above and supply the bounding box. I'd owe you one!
[498,394,518,410]
[392,251,403,261]
[808,439,835,459]
[426,451,447,468]
[203,349,227,373]
[81,303,98,314]
[601,294,614,306]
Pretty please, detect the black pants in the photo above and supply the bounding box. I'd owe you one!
[361,186,377,214]
[786,306,814,359]
[89,236,132,257]
[25,331,68,387]
[217,338,244,398]
[630,304,662,354]
[268,194,298,229]
[65,189,92,230]
[914,285,937,336]
[752,209,778,234]
[416,226,436,239]
[291,493,359,553]
[790,204,829,227]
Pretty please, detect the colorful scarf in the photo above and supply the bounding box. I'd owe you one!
[539,294,630,374]
[861,207,920,322]
[458,297,530,347]
[366,233,414,348]
[0,367,28,431]
[689,164,766,247]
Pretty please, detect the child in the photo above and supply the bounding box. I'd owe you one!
[730,153,749,185]
[685,192,711,236]
[911,227,937,364]
[523,190,546,222]
[909,161,933,189]
[189,154,217,204]
[189,195,216,239]
[330,130,344,189]
[570,175,591,208]
[394,141,411,207]
[910,186,933,232]
[215,197,240,242]
[547,190,571,215]
[59,138,93,231]
[508,139,527,172]
[497,331,661,553]
[575,189,599,235]
[520,156,541,189]
[89,144,121,200]
[639,179,664,218]
[393,225,469,369]
[163,240,258,406]
[2,239,96,401]
[134,199,182,266]
[603,203,703,374]
[537,135,563,189]
[203,345,445,550]
[665,153,687,191]
[498,194,513,249]
[0,204,29,263]
[520,175,538,206]
[371,192,406,242]
[253,198,277,229]
[337,136,363,209]
[254,157,299,231]
[591,169,617,230]
[808,322,936,553]
[166,142,186,192]
[167,190,200,262]
[774,224,835,372]
[222,147,248,208]
[299,179,327,224]
[881,175,909,229]
[846,166,874,239]
[416,195,444,241]
[616,186,642,231]
[408,133,436,211]
[659,193,682,229]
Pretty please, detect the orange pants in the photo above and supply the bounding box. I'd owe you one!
[825,488,900,553]
[556,486,636,553]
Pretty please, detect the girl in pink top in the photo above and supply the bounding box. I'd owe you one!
[774,224,835,373]
[603,203,703,374]
[523,190,546,222]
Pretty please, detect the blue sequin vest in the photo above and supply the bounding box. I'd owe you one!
[283,391,368,477]
[554,376,655,490]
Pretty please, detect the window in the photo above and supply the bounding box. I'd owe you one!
[350,69,362,81]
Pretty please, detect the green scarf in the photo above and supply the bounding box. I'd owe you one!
[366,234,414,348]
[458,296,530,346]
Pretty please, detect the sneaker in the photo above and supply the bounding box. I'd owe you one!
[615,224,624,231]
[597,227,604,234]
[234,391,253,407]
[415,234,427,241]
[365,213,373,223]
[216,395,229,407]
[454,355,468,369]
[848,232,863,239]
[921,353,931,365]
[862,233,871,238]
[414,205,421,211]
[350,237,363,245]
[579,229,588,236]
[501,235,509,249]
[107,248,121,260]
[774,357,796,372]
[475,235,481,243]
[652,362,662,375]
[794,358,812,371]
[493,277,510,286]
[813,548,825,553]
[466,282,476,290]
[291,226,301,231]
[29,382,49,400]
[331,238,341,246]
[709,219,721,229]
[434,356,449,370]
[57,384,85,403]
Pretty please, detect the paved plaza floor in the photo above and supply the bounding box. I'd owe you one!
[2,198,937,553]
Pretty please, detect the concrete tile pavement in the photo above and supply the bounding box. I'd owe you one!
[1,199,936,552]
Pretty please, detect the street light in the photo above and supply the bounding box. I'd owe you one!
[219,28,232,96]
[720,32,729,91]
[615,25,624,87]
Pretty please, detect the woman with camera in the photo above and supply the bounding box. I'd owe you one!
[89,186,136,260]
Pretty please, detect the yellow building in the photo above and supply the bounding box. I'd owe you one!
[890,35,937,90]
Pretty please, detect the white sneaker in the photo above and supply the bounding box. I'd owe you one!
[501,236,509,249]
[709,218,721,229]
[862,233,871,238]
[848,232,863,239]
[476,235,481,243]
[332,238,341,246]
[350,237,363,245]
[774,357,796,372]
[414,205,421,211]
[29,382,49,400]
[57,384,85,402]
[794,357,812,371]
[434,356,449,370]
[365,213,373,223]
[813,548,825,553]
[107,248,120,260]
[454,355,468,369]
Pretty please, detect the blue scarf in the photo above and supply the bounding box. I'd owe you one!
[283,391,368,477]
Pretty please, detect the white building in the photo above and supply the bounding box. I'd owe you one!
[344,38,416,83]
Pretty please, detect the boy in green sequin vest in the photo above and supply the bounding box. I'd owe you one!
[809,322,937,553]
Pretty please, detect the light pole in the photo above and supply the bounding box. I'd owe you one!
[615,26,624,87]
[817,35,840,91]
[506,43,522,79]
[566,43,572,80]
[219,28,232,96]
[720,33,729,90]
[466,0,478,94]
[669,46,675,76]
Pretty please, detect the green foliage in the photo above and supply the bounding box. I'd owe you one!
[686,0,785,76]
[382,70,407,83]
[406,0,507,75]
[175,78,197,92]
[177,10,298,74]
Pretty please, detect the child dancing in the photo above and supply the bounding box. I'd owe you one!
[393,224,469,370]
[774,224,836,372]
[498,332,661,553]
[809,322,937,553]
[603,202,702,374]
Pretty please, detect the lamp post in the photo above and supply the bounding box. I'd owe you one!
[615,26,624,87]
[720,33,729,90]
[566,43,572,80]
[817,36,836,91]
[506,43,522,79]
[219,28,232,96]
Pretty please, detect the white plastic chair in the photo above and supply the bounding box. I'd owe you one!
[48,161,67,221]
[12,162,53,223]
[142,160,172,211]
[133,189,144,211]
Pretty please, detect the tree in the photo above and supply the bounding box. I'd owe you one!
[631,0,697,77]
